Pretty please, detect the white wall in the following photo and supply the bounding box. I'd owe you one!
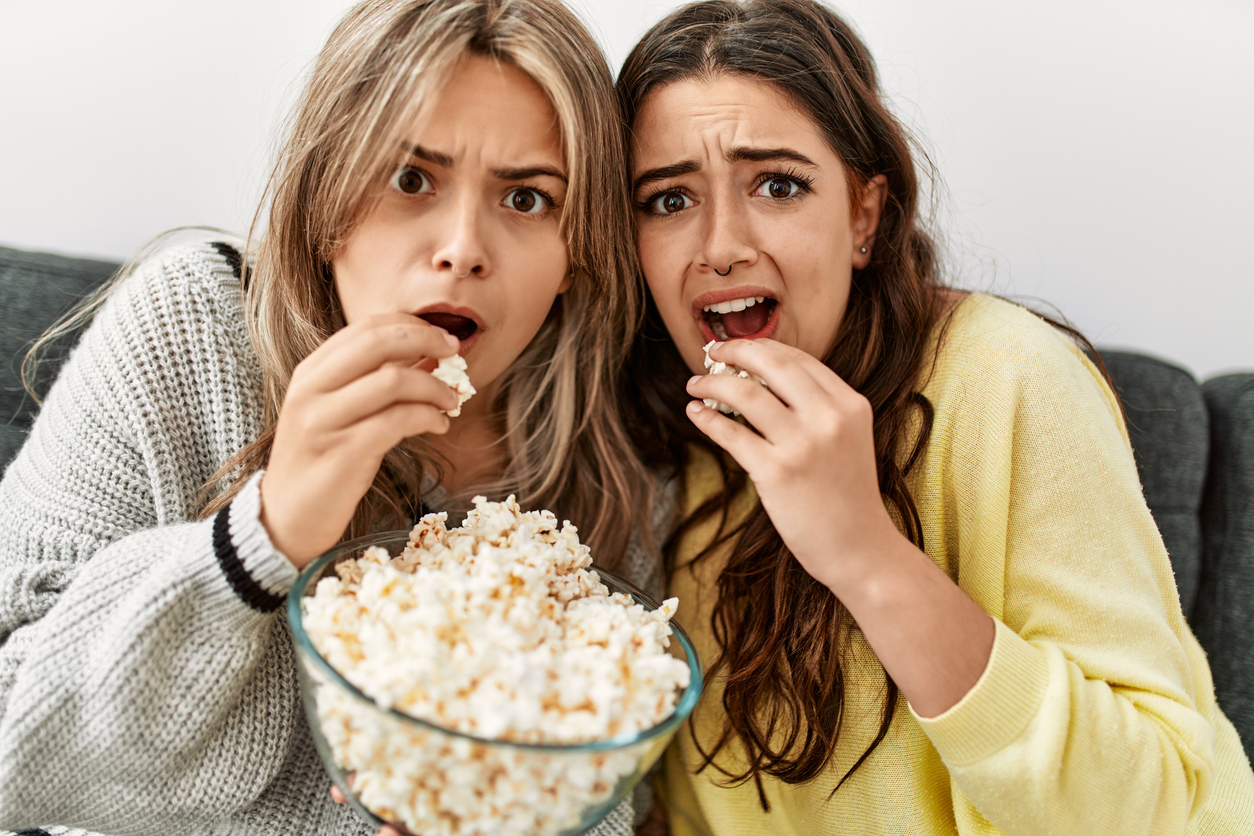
[2,0,1250,378]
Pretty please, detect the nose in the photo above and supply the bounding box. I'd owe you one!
[431,194,490,279]
[700,191,757,276]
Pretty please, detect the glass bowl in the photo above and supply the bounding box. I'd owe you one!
[287,530,703,836]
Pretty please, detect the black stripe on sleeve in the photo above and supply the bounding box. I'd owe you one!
[209,241,248,289]
[213,505,285,613]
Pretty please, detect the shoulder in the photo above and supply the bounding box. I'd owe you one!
[108,238,248,332]
[60,237,263,425]
[922,293,1124,435]
[94,238,257,374]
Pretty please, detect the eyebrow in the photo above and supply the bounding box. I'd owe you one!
[405,144,567,184]
[632,147,818,194]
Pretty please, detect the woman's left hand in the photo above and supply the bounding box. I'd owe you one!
[683,338,902,592]
[329,783,410,835]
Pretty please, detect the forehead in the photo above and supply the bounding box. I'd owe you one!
[409,55,565,167]
[631,75,826,171]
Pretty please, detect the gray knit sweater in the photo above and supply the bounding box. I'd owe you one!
[0,242,661,836]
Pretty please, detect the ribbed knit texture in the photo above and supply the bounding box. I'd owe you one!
[663,294,1254,836]
[0,242,650,836]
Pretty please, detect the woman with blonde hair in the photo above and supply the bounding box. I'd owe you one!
[0,1,652,833]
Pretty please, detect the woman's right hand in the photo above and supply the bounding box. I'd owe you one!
[260,313,461,568]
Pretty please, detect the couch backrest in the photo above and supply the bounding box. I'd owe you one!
[1099,350,1210,618]
[1099,349,1254,750]
[1195,374,1254,749]
[0,246,121,471]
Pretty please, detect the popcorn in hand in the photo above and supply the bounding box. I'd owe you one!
[432,354,476,417]
[702,340,767,415]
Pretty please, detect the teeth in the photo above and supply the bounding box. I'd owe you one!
[703,296,767,314]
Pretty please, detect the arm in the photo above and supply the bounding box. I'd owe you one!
[909,323,1214,836]
[685,324,1214,836]
[0,245,304,833]
[684,338,993,716]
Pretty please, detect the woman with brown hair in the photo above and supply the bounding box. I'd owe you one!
[0,1,651,833]
[617,1,1254,833]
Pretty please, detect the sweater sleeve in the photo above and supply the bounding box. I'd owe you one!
[0,245,307,834]
[909,299,1216,836]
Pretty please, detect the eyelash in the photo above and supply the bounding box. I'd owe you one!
[390,165,561,216]
[636,167,817,215]
[506,185,560,217]
[636,186,692,215]
[752,168,815,199]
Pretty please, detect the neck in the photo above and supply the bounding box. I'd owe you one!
[427,381,506,497]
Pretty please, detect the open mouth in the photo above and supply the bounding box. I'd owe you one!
[700,295,778,341]
[418,312,479,342]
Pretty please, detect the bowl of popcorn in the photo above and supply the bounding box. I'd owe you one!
[287,496,702,836]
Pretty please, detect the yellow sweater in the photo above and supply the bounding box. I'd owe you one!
[663,294,1254,835]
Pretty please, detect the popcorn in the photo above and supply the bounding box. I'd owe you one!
[432,354,476,417]
[302,496,690,836]
[702,340,767,415]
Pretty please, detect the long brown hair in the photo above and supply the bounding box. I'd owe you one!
[618,0,944,805]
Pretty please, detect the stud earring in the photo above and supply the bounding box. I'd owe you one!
[859,246,868,254]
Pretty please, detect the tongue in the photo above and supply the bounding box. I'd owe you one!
[719,303,771,338]
[419,313,477,341]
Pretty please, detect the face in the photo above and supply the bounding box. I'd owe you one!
[333,55,570,403]
[631,74,885,374]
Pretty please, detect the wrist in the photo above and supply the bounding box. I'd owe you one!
[802,517,916,601]
[258,473,321,570]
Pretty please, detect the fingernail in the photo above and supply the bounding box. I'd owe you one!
[687,401,704,414]
[445,332,459,347]
[687,375,702,388]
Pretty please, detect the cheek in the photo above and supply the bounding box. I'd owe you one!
[637,232,681,309]
[331,214,413,324]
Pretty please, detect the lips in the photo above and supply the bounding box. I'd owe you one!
[416,309,481,343]
[693,287,779,342]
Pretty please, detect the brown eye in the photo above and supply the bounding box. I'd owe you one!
[392,167,431,195]
[648,191,692,215]
[767,178,796,198]
[504,188,548,215]
[512,190,537,212]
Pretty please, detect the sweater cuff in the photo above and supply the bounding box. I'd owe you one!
[911,618,1050,768]
[213,470,297,612]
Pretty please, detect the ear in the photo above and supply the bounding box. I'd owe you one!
[852,174,888,269]
[557,270,573,294]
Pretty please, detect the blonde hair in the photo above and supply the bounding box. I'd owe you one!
[32,0,648,568]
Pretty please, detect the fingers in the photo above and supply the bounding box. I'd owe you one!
[686,371,793,434]
[683,397,771,467]
[312,363,461,431]
[301,314,460,393]
[684,338,874,472]
[709,338,851,403]
[329,783,411,836]
[354,401,452,449]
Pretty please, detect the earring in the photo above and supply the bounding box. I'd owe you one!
[859,246,868,254]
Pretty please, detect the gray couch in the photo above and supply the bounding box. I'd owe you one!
[3,243,1253,749]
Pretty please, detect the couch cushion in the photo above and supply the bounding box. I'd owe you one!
[0,246,121,473]
[1195,372,1254,749]
[1098,349,1209,618]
